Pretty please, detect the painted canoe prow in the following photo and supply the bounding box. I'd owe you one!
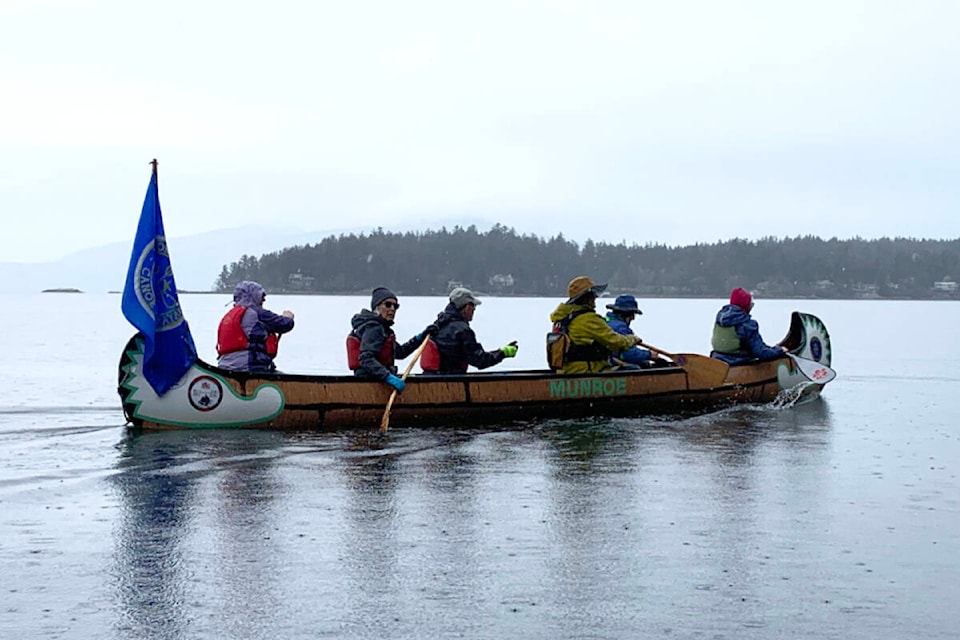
[118,311,833,431]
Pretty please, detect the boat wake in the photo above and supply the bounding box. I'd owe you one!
[772,381,820,409]
[0,406,125,435]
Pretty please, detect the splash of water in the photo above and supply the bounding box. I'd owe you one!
[772,381,818,409]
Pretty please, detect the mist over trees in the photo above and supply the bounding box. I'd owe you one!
[214,224,960,299]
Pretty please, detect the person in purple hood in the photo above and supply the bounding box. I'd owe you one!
[217,281,295,372]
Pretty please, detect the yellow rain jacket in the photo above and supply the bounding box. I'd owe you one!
[549,302,637,374]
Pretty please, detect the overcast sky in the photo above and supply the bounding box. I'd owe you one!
[2,0,958,263]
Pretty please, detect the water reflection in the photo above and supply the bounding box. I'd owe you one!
[209,433,285,640]
[336,431,406,635]
[104,400,836,638]
[530,400,834,634]
[110,430,286,639]
[335,428,500,636]
[110,433,196,639]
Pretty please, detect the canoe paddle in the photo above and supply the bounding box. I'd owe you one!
[638,341,730,388]
[380,334,432,432]
[788,354,837,384]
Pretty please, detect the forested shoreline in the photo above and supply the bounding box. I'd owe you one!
[213,225,960,300]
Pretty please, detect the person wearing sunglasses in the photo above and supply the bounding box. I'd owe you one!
[347,286,436,392]
[710,287,787,365]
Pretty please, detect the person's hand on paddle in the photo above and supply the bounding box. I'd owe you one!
[500,341,518,358]
[385,374,406,393]
[415,323,440,342]
[282,310,294,319]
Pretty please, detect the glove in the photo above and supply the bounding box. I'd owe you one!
[385,374,406,393]
[500,343,518,358]
[414,323,439,342]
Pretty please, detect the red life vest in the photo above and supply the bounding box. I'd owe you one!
[346,333,396,370]
[217,306,279,357]
[420,339,439,372]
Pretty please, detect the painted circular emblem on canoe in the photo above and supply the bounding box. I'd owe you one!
[188,375,223,412]
[809,337,823,362]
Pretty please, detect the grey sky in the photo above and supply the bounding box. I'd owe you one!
[2,0,958,263]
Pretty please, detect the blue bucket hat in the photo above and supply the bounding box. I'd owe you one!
[605,294,641,315]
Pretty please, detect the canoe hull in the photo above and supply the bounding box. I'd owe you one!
[118,311,833,431]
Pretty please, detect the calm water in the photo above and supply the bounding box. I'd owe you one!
[1,293,958,639]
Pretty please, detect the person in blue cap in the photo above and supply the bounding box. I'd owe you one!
[604,294,655,368]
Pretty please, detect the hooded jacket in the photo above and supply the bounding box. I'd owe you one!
[349,308,421,381]
[710,303,783,364]
[604,313,654,365]
[216,281,295,372]
[426,302,505,374]
[549,302,637,374]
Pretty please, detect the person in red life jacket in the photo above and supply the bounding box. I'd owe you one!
[420,287,518,374]
[710,287,787,365]
[217,280,295,372]
[347,287,435,393]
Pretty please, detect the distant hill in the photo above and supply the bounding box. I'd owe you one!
[0,225,332,294]
[0,217,496,294]
[213,228,960,300]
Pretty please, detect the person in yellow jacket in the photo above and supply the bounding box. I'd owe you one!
[549,276,641,374]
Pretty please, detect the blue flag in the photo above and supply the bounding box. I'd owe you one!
[122,167,198,395]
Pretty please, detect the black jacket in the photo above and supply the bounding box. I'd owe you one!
[349,309,421,380]
[429,303,504,374]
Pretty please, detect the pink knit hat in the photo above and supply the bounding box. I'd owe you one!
[730,287,753,311]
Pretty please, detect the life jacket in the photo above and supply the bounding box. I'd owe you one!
[346,332,396,370]
[420,338,440,372]
[711,324,743,355]
[217,306,279,357]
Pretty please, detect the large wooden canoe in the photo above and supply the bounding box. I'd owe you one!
[118,312,833,431]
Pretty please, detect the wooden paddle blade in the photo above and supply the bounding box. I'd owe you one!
[380,391,398,431]
[674,353,730,389]
[637,342,729,389]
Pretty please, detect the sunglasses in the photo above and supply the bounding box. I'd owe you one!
[381,301,400,310]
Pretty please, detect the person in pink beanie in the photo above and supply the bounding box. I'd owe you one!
[709,288,786,364]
